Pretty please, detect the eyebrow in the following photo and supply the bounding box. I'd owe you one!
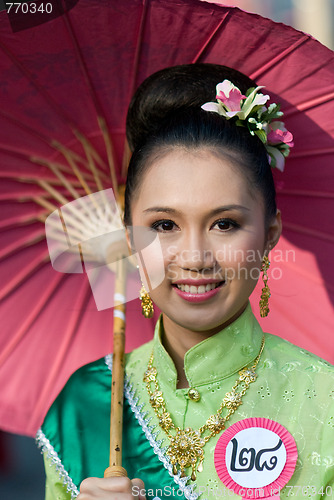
[143,205,250,215]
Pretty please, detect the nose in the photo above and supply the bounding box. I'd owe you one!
[175,229,216,272]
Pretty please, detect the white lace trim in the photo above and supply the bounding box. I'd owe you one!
[36,428,79,499]
[105,354,203,500]
[36,355,205,500]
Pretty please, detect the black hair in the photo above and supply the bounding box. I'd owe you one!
[124,63,277,228]
[126,63,259,152]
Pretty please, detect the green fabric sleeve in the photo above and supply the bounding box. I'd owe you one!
[44,454,72,500]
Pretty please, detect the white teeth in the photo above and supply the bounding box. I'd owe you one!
[176,283,221,293]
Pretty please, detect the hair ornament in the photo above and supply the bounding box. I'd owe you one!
[201,80,294,171]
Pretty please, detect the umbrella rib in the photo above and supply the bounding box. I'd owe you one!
[0,272,66,368]
[291,147,334,158]
[0,249,50,301]
[128,0,148,101]
[34,184,97,236]
[0,212,48,230]
[0,144,106,185]
[35,191,111,244]
[0,40,82,139]
[35,180,96,235]
[69,143,106,194]
[38,158,93,200]
[29,276,94,430]
[0,41,108,175]
[192,11,231,63]
[283,258,334,293]
[53,140,109,178]
[61,11,119,200]
[284,91,334,117]
[0,109,101,177]
[249,35,310,81]
[121,0,149,178]
[33,196,59,213]
[39,203,91,243]
[278,189,334,199]
[283,222,334,244]
[0,227,45,261]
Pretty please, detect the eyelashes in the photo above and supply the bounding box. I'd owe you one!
[151,218,240,233]
[211,218,241,231]
[151,219,178,232]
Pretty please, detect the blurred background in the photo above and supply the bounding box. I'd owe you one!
[1,0,333,499]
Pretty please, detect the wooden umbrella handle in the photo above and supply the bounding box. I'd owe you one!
[104,258,128,478]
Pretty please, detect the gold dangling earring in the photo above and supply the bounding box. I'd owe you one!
[259,255,271,317]
[140,284,154,319]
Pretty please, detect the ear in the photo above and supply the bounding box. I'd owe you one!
[265,209,282,253]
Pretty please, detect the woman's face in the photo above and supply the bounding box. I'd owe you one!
[130,147,280,334]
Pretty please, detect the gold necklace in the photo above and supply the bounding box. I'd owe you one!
[144,335,265,480]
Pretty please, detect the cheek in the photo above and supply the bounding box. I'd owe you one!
[215,231,265,280]
[131,229,167,292]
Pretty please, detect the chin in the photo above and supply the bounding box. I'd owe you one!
[164,305,242,333]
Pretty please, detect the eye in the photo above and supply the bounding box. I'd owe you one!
[151,219,178,232]
[212,218,240,232]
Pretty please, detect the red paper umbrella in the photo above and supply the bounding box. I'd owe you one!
[0,0,333,437]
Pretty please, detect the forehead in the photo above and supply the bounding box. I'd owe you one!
[133,148,259,212]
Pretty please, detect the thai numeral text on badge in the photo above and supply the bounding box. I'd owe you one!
[230,437,283,472]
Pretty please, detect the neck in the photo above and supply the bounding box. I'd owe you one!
[161,304,248,389]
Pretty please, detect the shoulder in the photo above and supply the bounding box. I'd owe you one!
[53,357,111,408]
[41,339,154,435]
[40,357,111,442]
[263,332,333,374]
[261,332,334,403]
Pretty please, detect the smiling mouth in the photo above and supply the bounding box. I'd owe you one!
[173,282,224,294]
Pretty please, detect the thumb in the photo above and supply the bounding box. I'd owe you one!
[131,477,147,500]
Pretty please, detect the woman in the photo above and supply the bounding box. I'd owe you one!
[38,64,334,500]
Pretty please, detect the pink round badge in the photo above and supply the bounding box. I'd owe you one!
[214,418,298,499]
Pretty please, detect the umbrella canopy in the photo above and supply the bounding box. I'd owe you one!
[0,0,333,437]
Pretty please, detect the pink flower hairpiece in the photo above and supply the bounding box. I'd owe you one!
[201,80,294,171]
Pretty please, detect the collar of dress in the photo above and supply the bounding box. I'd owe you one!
[150,302,263,388]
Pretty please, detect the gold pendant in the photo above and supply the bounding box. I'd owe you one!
[167,428,205,479]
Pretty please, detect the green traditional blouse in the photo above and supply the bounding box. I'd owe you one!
[38,305,334,500]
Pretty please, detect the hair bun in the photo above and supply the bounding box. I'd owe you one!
[126,63,257,152]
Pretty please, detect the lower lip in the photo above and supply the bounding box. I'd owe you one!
[172,283,224,303]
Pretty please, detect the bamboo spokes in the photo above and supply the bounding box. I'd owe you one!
[81,140,106,193]
[42,188,124,268]
[74,129,110,172]
[57,151,94,197]
[121,139,132,179]
[41,162,89,203]
[0,109,107,183]
[34,197,59,214]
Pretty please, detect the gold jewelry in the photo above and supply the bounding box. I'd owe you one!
[140,284,154,318]
[259,255,270,317]
[144,336,265,480]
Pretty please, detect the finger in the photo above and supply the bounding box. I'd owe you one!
[131,478,146,500]
[79,476,133,494]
